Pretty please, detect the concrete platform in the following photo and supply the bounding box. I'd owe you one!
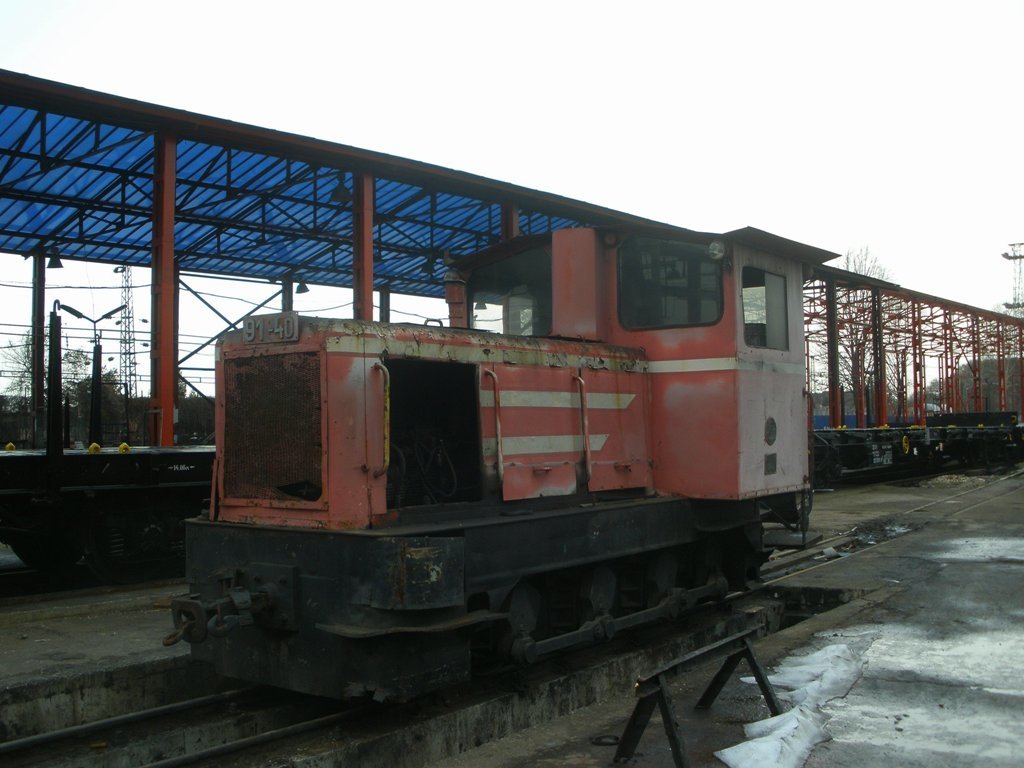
[0,577,224,741]
[1,469,1021,767]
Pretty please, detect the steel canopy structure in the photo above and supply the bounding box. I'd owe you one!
[0,71,617,294]
[0,69,692,446]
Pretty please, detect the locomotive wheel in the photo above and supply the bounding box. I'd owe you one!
[5,531,83,573]
[645,551,679,607]
[494,543,747,668]
[580,566,617,619]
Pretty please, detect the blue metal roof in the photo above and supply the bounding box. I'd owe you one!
[0,70,680,298]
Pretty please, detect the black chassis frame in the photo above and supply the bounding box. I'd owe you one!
[182,495,761,701]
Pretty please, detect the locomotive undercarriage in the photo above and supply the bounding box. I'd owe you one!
[174,497,764,701]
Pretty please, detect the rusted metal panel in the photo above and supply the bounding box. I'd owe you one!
[215,324,372,529]
[484,364,589,501]
[216,314,656,524]
[502,463,578,501]
[367,537,464,610]
[581,369,652,492]
[221,350,323,503]
[476,354,650,501]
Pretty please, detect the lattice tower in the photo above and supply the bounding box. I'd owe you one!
[118,266,137,399]
[1003,243,1024,316]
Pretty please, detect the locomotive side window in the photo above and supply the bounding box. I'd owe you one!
[618,237,722,328]
[468,247,552,336]
[741,267,788,349]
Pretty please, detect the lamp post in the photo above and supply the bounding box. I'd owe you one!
[60,303,125,446]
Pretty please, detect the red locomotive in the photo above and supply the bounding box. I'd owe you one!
[167,225,831,700]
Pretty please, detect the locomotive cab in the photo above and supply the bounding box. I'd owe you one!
[449,227,818,508]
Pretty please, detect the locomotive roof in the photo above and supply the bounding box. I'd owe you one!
[0,69,839,299]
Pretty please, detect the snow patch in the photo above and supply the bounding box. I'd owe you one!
[925,536,1024,563]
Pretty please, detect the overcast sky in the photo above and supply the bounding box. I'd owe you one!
[0,0,1022,388]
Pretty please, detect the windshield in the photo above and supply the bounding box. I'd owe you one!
[467,247,552,336]
[618,237,722,328]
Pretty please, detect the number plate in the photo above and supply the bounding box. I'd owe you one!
[243,312,300,344]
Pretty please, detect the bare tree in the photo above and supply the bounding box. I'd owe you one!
[3,331,94,408]
[841,247,890,282]
[833,248,892,423]
[2,333,94,445]
[1,336,33,403]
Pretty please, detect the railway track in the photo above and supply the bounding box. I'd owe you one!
[0,563,100,601]
[0,685,361,768]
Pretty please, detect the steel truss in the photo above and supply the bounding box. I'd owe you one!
[805,268,1024,427]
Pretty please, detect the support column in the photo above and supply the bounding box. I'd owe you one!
[1018,327,1024,419]
[871,288,887,426]
[281,276,294,312]
[824,278,842,427]
[150,132,178,446]
[379,286,391,323]
[970,317,982,412]
[31,249,45,447]
[996,323,1007,411]
[500,201,520,240]
[912,302,925,425]
[942,311,957,412]
[353,172,375,321]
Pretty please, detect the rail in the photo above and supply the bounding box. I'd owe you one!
[573,374,592,485]
[371,362,390,478]
[483,368,504,485]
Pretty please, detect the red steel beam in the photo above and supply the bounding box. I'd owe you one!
[942,311,956,412]
[1015,325,1024,417]
[871,287,887,425]
[1019,327,1024,417]
[912,301,926,425]
[970,317,982,411]
[500,201,520,240]
[996,325,1007,411]
[352,172,375,321]
[150,132,178,446]
[824,278,842,426]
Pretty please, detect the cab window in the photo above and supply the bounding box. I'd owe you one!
[742,267,788,349]
[468,247,552,336]
[618,237,722,328]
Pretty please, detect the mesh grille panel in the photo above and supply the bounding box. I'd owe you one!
[223,351,322,501]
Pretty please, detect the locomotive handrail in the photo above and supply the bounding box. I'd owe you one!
[372,362,390,478]
[483,368,504,485]
[573,374,592,485]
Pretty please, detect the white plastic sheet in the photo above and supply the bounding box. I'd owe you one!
[714,644,864,768]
